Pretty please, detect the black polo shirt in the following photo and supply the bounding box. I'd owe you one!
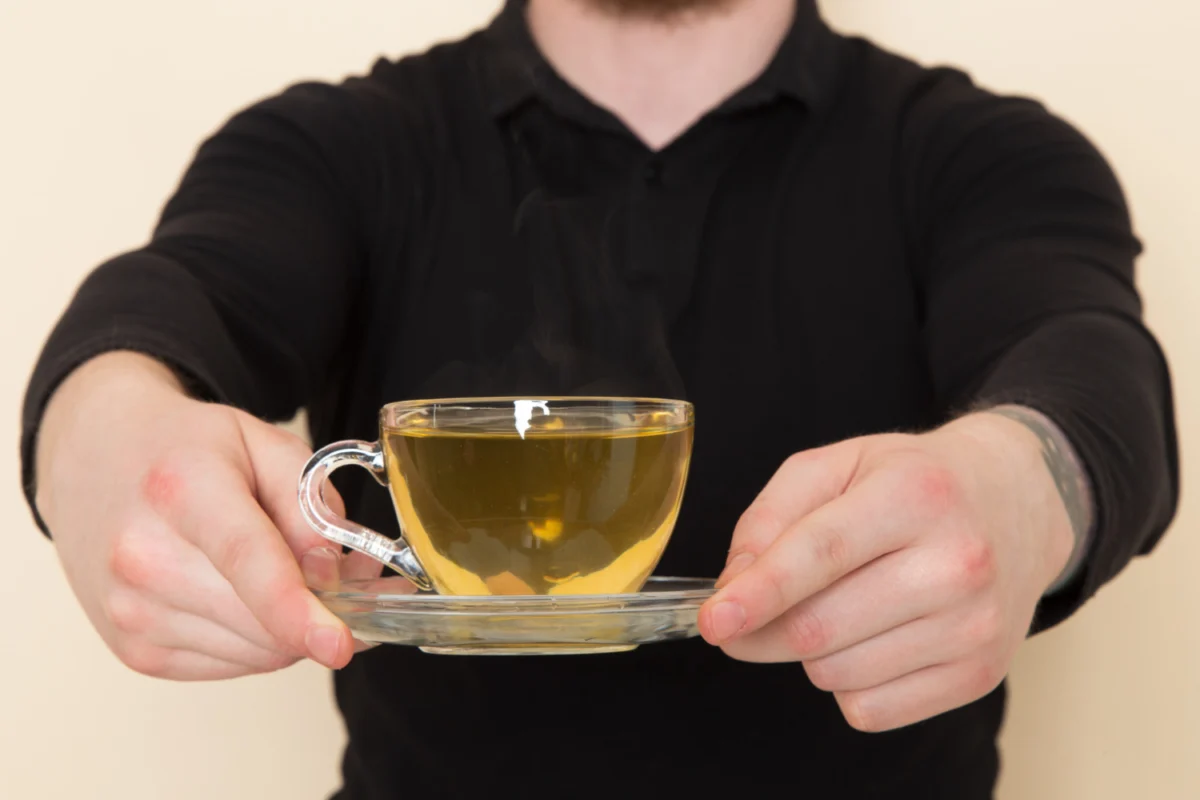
[22,1,1178,797]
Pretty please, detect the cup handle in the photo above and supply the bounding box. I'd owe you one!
[298,440,432,591]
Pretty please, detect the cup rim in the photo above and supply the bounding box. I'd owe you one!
[380,395,692,412]
[378,396,694,435]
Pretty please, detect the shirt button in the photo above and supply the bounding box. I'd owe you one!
[642,160,663,186]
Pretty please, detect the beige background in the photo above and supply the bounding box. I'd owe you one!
[1,1,1196,797]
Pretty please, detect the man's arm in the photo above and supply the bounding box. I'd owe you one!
[907,73,1178,631]
[22,79,389,679]
[22,79,380,534]
[696,72,1177,732]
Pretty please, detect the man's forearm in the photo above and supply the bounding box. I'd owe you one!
[954,312,1176,633]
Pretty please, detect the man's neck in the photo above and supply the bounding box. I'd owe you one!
[526,0,796,151]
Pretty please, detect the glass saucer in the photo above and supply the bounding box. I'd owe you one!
[311,576,716,656]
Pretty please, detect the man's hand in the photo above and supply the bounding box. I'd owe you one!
[698,411,1078,732]
[35,352,381,680]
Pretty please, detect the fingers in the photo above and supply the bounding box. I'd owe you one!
[717,547,960,663]
[109,521,282,651]
[105,586,298,673]
[701,473,916,645]
[833,658,1007,733]
[111,510,365,672]
[300,546,346,592]
[146,453,352,669]
[342,550,386,582]
[301,548,382,654]
[718,443,863,587]
[800,614,970,693]
[114,643,274,682]
[240,417,361,593]
[300,546,385,591]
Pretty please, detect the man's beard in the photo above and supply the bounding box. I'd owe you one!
[582,0,739,21]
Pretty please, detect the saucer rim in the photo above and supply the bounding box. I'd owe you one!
[310,575,716,604]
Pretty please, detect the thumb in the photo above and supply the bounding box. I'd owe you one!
[718,439,863,587]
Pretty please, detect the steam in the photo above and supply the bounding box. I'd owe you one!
[413,186,688,401]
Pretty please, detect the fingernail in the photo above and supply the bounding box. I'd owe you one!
[301,547,341,590]
[716,552,755,589]
[305,625,345,668]
[707,601,747,643]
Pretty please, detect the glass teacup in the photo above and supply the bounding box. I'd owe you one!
[299,397,694,596]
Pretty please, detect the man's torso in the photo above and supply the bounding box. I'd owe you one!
[307,6,1019,796]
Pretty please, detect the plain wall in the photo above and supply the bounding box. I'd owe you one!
[1,2,1195,798]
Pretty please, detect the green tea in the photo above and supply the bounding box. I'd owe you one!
[383,424,692,595]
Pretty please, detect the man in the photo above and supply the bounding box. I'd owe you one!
[23,0,1177,797]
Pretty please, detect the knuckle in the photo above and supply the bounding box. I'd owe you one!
[810,525,851,576]
[968,658,1006,697]
[108,531,157,589]
[283,433,315,463]
[246,409,310,456]
[782,449,819,474]
[265,424,314,467]
[140,454,191,513]
[908,462,961,516]
[803,658,840,692]
[104,589,151,635]
[736,503,780,543]
[965,603,1006,652]
[883,432,921,449]
[115,641,170,678]
[837,692,880,733]
[785,606,831,658]
[954,536,997,594]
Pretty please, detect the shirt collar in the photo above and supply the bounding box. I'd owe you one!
[479,0,843,122]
